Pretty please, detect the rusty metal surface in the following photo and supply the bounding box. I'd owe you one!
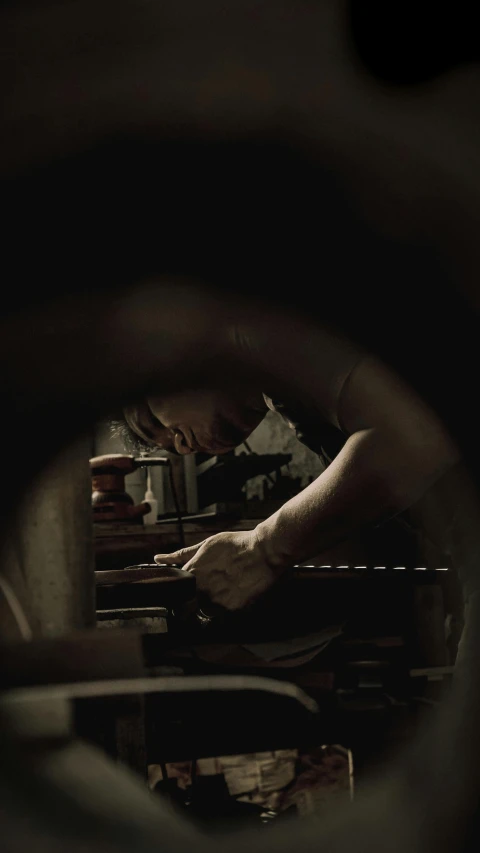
[95,566,196,610]
[95,566,188,585]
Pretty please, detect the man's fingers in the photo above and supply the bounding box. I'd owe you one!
[154,543,202,566]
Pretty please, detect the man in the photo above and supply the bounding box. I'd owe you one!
[115,316,461,612]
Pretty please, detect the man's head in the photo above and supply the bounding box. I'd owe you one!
[116,386,267,456]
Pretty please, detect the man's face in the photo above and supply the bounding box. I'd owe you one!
[124,387,266,455]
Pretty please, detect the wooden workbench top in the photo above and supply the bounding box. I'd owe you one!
[95,518,257,540]
[94,519,258,569]
[95,519,257,533]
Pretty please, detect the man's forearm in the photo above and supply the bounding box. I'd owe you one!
[255,426,456,569]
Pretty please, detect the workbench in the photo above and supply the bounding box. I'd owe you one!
[94,519,258,571]
[93,519,463,785]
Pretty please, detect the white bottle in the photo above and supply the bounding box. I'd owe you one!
[143,469,158,525]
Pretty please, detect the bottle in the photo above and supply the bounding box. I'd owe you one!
[143,468,158,525]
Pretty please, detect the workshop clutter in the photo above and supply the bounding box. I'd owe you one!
[149,745,353,822]
[90,454,169,523]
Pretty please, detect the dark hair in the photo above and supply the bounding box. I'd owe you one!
[109,414,159,455]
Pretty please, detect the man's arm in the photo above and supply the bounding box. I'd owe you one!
[156,352,459,611]
[255,354,460,568]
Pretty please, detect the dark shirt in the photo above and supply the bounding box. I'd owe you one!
[263,393,347,467]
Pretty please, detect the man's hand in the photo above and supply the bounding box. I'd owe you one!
[154,530,282,612]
